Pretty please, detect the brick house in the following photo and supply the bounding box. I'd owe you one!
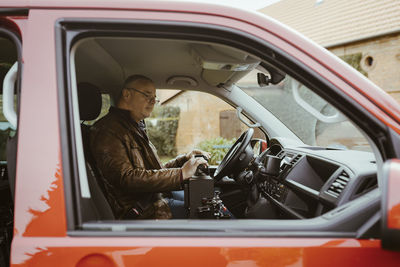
[260,0,400,100]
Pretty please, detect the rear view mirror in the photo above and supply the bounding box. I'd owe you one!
[257,72,270,87]
[381,160,400,251]
[256,67,285,87]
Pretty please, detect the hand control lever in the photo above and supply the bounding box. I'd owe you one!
[194,154,209,176]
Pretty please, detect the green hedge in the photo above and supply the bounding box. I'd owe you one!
[146,105,180,157]
[197,137,235,165]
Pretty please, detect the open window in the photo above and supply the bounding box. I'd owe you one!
[57,20,393,238]
[0,27,21,267]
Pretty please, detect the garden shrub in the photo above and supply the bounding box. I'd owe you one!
[197,137,235,165]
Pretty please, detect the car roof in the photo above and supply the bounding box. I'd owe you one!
[1,0,257,15]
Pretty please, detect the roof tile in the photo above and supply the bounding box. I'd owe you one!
[260,0,400,47]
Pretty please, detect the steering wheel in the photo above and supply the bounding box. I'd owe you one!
[214,128,254,180]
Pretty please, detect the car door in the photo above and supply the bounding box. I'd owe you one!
[9,4,400,267]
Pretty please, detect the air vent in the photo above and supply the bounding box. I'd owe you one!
[290,155,302,165]
[276,151,285,158]
[327,170,350,198]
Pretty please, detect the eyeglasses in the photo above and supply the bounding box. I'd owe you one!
[126,87,160,104]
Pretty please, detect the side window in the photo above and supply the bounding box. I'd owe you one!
[151,90,259,164]
[239,69,372,152]
[63,22,380,240]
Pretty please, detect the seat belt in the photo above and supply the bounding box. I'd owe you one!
[6,135,17,200]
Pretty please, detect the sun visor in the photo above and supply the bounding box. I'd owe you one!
[191,44,260,86]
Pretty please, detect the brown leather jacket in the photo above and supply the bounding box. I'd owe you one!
[90,107,187,219]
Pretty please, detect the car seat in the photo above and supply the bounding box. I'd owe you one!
[77,82,115,220]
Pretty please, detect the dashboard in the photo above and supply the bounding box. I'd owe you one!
[251,139,378,219]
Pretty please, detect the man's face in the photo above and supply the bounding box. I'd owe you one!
[124,80,157,122]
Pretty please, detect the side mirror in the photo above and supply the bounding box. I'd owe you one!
[257,73,270,87]
[250,138,268,156]
[381,160,400,250]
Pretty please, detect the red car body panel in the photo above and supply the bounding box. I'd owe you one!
[10,237,400,267]
[0,2,398,266]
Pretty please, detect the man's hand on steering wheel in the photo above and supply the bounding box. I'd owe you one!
[185,149,211,161]
[181,156,208,180]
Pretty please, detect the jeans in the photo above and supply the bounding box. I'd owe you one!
[166,190,187,219]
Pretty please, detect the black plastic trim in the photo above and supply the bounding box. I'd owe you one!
[55,22,81,230]
[0,8,29,16]
[56,18,390,235]
[388,128,400,158]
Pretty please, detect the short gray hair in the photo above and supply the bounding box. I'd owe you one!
[115,74,154,103]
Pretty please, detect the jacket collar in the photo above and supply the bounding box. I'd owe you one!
[109,107,148,141]
[110,106,135,123]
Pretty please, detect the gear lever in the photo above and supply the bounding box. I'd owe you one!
[194,154,209,176]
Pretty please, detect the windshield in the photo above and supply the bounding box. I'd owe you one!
[238,69,371,152]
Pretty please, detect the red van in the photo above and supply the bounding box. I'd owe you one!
[0,1,400,266]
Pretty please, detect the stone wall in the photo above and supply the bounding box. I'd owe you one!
[329,33,400,101]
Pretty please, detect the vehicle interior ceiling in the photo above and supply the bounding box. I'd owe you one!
[75,37,261,95]
[74,37,381,235]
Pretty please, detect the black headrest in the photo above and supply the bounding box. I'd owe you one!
[78,82,102,121]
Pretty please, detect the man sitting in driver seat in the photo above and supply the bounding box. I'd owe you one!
[90,74,209,219]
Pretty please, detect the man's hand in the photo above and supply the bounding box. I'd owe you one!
[185,149,210,161]
[181,156,208,180]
